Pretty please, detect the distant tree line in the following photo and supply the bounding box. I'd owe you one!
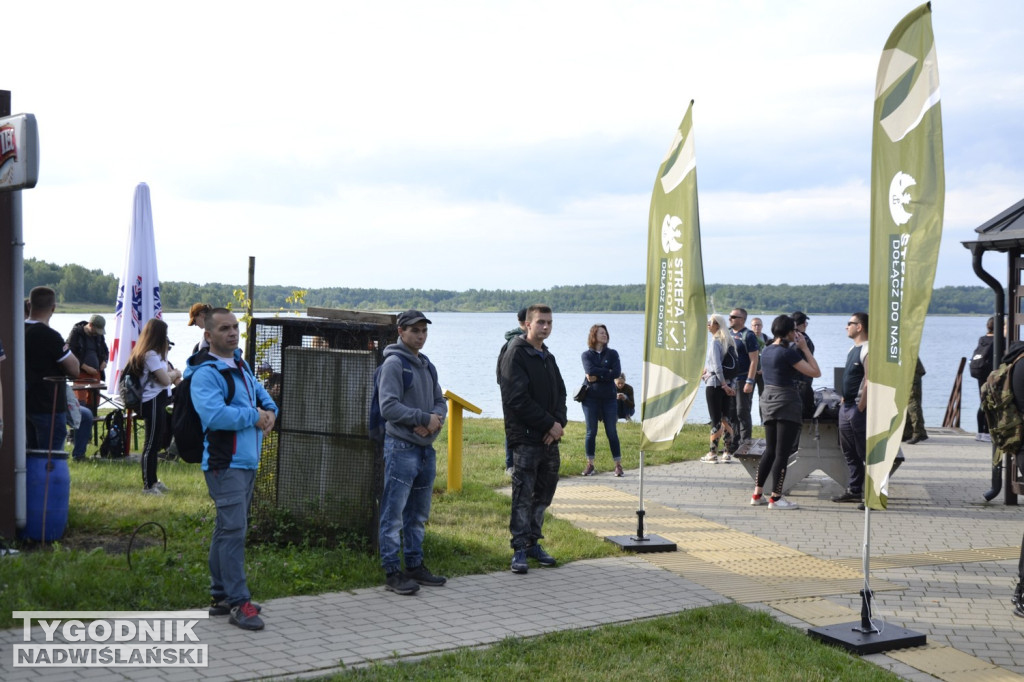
[23,257,998,314]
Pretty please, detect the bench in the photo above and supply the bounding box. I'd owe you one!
[733,419,850,495]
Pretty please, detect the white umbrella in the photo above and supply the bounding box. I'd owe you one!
[108,183,162,392]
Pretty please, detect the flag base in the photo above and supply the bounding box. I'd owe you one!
[604,534,677,553]
[807,621,925,655]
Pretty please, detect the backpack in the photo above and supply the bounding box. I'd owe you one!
[722,345,741,380]
[171,353,236,464]
[118,368,143,411]
[970,336,994,381]
[980,345,1024,457]
[368,354,438,443]
[99,409,126,458]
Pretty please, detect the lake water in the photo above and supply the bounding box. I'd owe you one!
[47,311,989,431]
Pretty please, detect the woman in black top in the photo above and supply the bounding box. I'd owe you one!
[750,315,820,510]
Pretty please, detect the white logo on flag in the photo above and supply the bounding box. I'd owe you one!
[661,215,683,253]
[888,171,916,226]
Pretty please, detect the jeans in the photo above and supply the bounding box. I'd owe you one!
[205,467,256,606]
[379,436,436,574]
[729,378,753,452]
[509,443,560,550]
[838,402,866,494]
[582,397,621,461]
[27,412,68,452]
[72,407,94,460]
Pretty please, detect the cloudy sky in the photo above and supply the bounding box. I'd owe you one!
[6,1,1023,291]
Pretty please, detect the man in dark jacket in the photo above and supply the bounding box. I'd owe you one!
[499,304,567,574]
[66,315,109,380]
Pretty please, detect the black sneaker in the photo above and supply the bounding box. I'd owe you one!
[511,549,528,574]
[210,598,261,616]
[229,600,265,631]
[831,490,862,503]
[405,564,447,586]
[385,571,420,595]
[526,544,556,566]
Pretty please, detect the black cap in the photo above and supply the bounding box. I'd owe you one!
[397,309,431,327]
[790,311,809,325]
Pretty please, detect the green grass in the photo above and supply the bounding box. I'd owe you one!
[325,605,900,681]
[1,418,716,627]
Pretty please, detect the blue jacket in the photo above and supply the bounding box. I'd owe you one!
[182,349,278,471]
[581,347,621,402]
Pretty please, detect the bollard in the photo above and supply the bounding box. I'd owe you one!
[443,390,481,492]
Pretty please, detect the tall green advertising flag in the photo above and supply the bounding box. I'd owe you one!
[865,4,944,510]
[640,101,707,450]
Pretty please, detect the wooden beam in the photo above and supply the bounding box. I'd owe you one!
[306,307,396,325]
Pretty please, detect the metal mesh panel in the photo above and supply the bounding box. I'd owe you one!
[248,315,396,546]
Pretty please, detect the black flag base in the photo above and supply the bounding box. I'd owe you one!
[605,510,677,553]
[807,589,926,655]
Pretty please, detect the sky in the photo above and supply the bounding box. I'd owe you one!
[6,1,1023,291]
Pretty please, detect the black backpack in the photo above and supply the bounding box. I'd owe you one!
[970,336,994,381]
[171,353,235,464]
[722,345,741,380]
[99,409,126,458]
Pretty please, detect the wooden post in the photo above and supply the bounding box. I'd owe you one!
[443,390,481,493]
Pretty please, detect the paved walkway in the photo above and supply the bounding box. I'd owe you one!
[3,429,1024,680]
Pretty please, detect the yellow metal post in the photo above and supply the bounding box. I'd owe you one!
[443,390,482,492]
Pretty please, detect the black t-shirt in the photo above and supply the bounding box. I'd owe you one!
[26,322,72,413]
[761,344,803,387]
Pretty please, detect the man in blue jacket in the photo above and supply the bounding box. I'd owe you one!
[377,310,447,596]
[184,308,277,631]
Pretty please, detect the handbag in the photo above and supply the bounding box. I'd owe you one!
[573,382,589,403]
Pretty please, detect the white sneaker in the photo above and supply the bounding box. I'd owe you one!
[720,453,733,463]
[153,481,170,493]
[700,452,719,464]
[141,486,163,496]
[768,496,799,510]
[981,433,992,442]
[750,495,768,506]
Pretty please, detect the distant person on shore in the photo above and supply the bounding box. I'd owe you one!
[701,314,737,463]
[499,304,567,574]
[833,312,869,506]
[750,317,771,398]
[970,317,995,441]
[25,287,80,452]
[496,308,528,475]
[727,308,759,456]
[126,318,182,494]
[188,303,212,354]
[580,324,624,477]
[66,314,109,381]
[749,315,820,510]
[615,373,635,421]
[902,358,928,444]
[377,310,448,596]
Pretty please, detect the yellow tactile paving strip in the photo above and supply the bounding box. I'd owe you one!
[551,484,1024,682]
[833,546,1020,570]
[551,484,900,602]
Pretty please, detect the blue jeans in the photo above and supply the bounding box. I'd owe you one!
[205,467,256,606]
[379,436,436,574]
[27,412,68,452]
[72,407,94,460]
[582,397,621,461]
[838,403,866,494]
[509,443,560,550]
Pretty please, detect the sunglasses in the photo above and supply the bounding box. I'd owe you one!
[846,321,859,326]
[728,315,740,320]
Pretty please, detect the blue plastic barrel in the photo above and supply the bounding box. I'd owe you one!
[21,450,70,542]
